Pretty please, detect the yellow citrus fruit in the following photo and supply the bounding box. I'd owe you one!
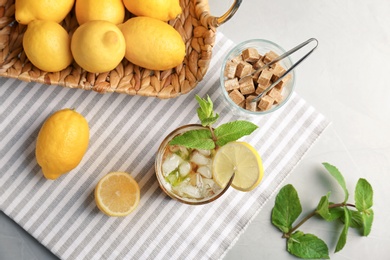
[119,17,185,71]
[95,172,140,217]
[36,109,89,180]
[71,20,126,73]
[23,20,73,73]
[123,0,182,22]
[15,0,74,24]
[75,0,125,25]
[212,142,264,192]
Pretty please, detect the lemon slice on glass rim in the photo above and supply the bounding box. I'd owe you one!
[212,142,264,192]
[95,172,140,217]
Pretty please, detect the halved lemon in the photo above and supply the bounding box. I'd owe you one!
[95,172,140,217]
[212,142,264,192]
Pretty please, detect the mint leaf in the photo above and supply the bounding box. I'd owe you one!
[354,179,374,236]
[344,209,363,229]
[271,184,302,233]
[169,129,214,150]
[214,121,258,147]
[362,209,374,236]
[322,162,349,203]
[335,207,351,252]
[195,95,219,126]
[288,231,329,259]
[355,178,373,212]
[329,207,363,228]
[328,206,344,221]
[199,115,219,127]
[316,192,331,221]
[165,170,184,187]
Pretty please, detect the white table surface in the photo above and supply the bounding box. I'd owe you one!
[1,0,390,259]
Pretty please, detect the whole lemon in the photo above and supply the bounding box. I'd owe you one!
[75,0,125,25]
[36,109,89,180]
[123,0,181,22]
[23,20,73,72]
[71,20,126,73]
[119,17,185,71]
[15,0,74,24]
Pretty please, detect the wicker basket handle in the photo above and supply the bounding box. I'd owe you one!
[196,0,242,28]
[216,0,242,25]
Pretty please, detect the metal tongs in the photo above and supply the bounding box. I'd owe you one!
[250,38,319,103]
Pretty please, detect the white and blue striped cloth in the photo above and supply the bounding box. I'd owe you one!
[0,33,329,260]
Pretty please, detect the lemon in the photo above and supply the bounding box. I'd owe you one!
[15,0,74,24]
[212,142,264,191]
[75,0,125,25]
[23,20,73,73]
[119,17,185,71]
[36,109,89,180]
[95,172,140,217]
[71,20,126,73]
[123,0,181,22]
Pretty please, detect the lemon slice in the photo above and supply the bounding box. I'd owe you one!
[95,172,140,217]
[212,142,264,192]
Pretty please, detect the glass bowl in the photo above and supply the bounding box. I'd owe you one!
[220,39,296,117]
[155,124,231,205]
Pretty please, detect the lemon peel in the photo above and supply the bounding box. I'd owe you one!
[23,20,73,72]
[71,20,126,73]
[119,17,185,71]
[36,109,89,180]
[15,0,74,24]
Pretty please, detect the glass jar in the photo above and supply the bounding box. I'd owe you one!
[155,124,231,205]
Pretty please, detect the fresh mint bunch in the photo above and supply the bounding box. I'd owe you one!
[271,162,374,259]
[169,95,258,149]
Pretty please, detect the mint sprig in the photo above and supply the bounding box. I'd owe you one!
[272,162,374,259]
[195,95,219,127]
[169,95,258,149]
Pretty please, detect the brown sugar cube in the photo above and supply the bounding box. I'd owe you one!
[224,78,240,91]
[245,95,258,112]
[263,51,279,64]
[231,55,243,63]
[258,95,275,111]
[229,89,245,105]
[224,61,238,79]
[274,73,292,91]
[271,74,280,83]
[237,99,246,108]
[267,88,283,104]
[252,68,262,82]
[253,59,265,70]
[252,72,261,82]
[271,62,286,77]
[242,48,260,63]
[257,69,273,86]
[239,77,255,95]
[235,61,252,78]
[255,81,271,95]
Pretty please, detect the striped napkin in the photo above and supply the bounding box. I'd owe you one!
[0,33,329,260]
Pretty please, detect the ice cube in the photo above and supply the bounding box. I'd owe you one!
[197,149,211,157]
[173,180,202,199]
[169,145,190,159]
[162,154,183,176]
[190,151,211,166]
[202,178,223,196]
[179,161,191,177]
[197,165,212,179]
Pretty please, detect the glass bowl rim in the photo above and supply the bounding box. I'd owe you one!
[220,38,296,115]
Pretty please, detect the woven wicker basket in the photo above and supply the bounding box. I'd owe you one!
[0,0,241,98]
